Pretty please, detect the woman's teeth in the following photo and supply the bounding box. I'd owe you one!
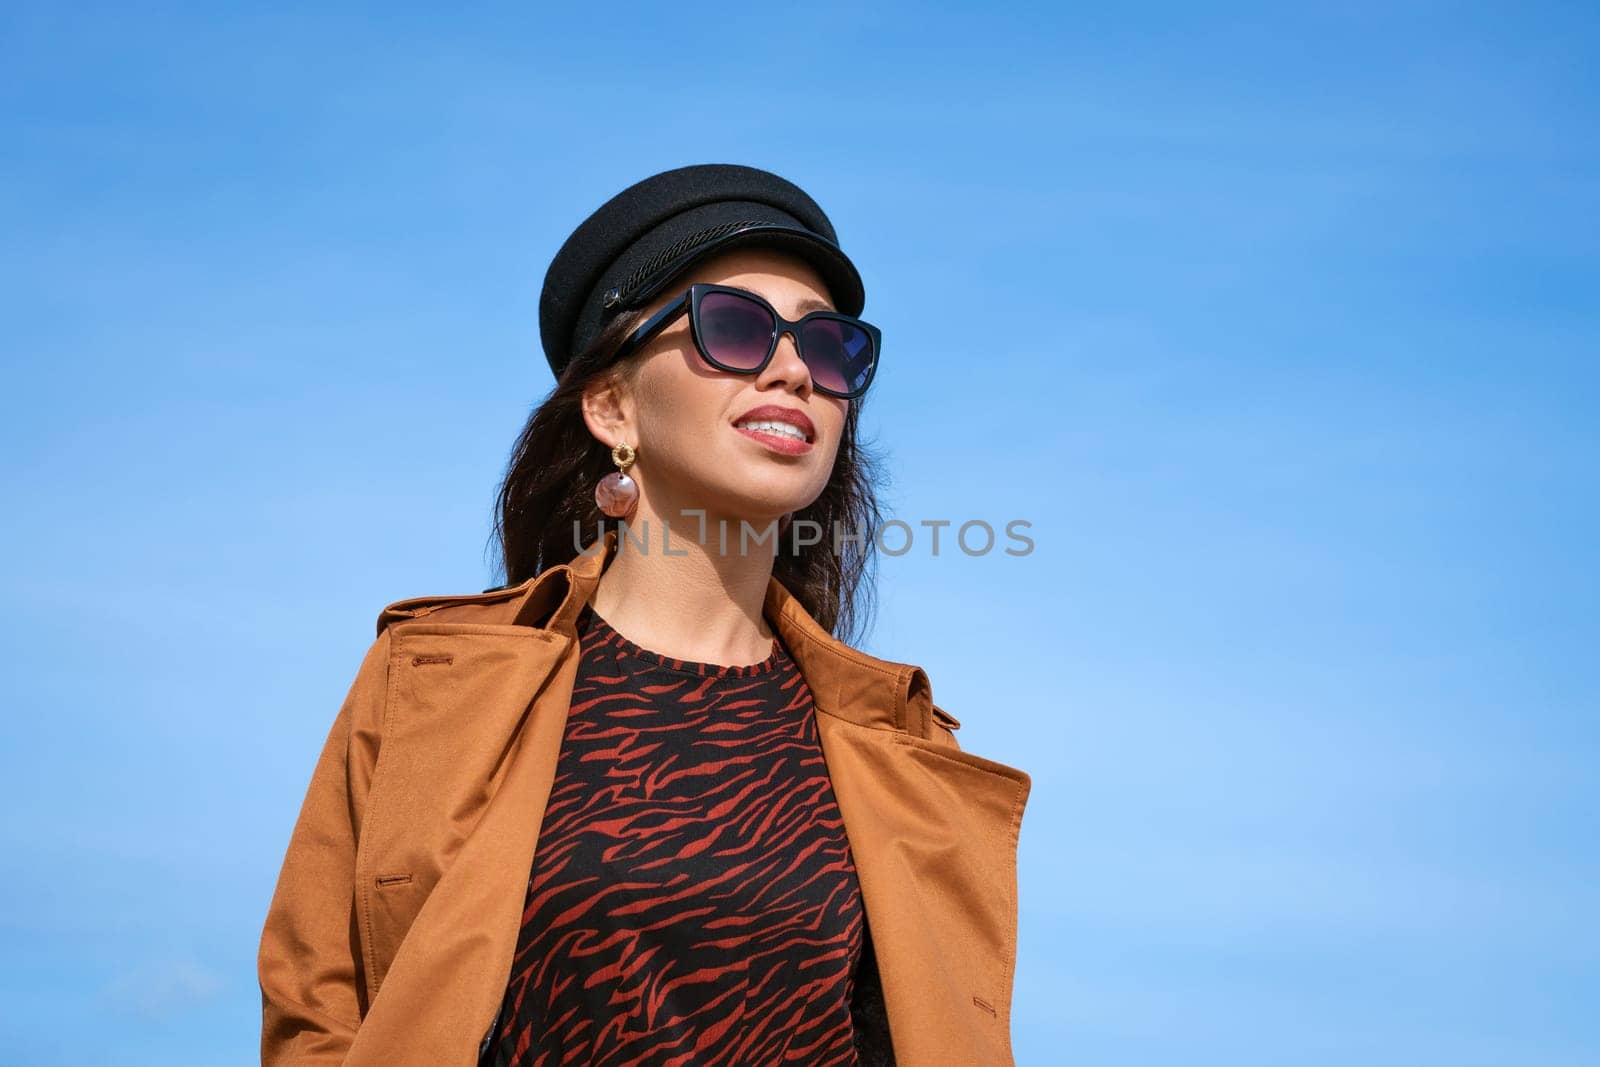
[738,420,807,442]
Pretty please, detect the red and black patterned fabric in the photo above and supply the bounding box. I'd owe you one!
[480,602,868,1066]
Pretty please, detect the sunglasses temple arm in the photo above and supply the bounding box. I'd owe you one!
[611,293,690,363]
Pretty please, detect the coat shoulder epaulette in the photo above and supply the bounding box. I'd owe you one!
[931,702,962,732]
[375,579,533,637]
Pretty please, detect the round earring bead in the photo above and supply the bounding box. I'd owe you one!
[596,471,638,517]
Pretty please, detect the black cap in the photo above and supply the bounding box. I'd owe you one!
[539,163,865,379]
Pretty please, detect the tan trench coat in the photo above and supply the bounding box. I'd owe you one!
[258,530,1032,1064]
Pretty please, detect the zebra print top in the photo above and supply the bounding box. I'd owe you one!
[480,601,868,1066]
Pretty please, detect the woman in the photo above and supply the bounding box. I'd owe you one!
[258,164,1032,1067]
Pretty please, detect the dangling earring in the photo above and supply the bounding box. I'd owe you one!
[595,442,639,518]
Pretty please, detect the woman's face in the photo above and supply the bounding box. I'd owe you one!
[582,246,850,538]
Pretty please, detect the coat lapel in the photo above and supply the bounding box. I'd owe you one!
[764,560,1031,1064]
[347,589,582,1062]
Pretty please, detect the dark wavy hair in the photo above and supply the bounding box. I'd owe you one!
[487,301,886,643]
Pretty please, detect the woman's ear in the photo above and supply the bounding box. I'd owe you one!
[579,370,632,447]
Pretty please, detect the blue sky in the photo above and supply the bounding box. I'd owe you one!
[3,2,1597,1063]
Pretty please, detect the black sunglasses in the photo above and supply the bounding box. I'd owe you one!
[606,283,881,399]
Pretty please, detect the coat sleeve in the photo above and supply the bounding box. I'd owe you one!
[257,628,392,1065]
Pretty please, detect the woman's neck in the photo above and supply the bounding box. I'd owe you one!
[586,516,780,668]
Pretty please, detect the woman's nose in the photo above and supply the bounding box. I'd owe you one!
[756,329,814,396]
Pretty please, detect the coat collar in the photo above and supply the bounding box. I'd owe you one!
[488,528,942,740]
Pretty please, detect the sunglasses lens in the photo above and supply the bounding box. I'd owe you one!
[698,291,775,370]
[696,288,877,397]
[799,317,875,397]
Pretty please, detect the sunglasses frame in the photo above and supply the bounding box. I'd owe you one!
[605,283,881,400]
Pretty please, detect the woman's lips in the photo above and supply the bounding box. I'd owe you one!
[734,424,813,455]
